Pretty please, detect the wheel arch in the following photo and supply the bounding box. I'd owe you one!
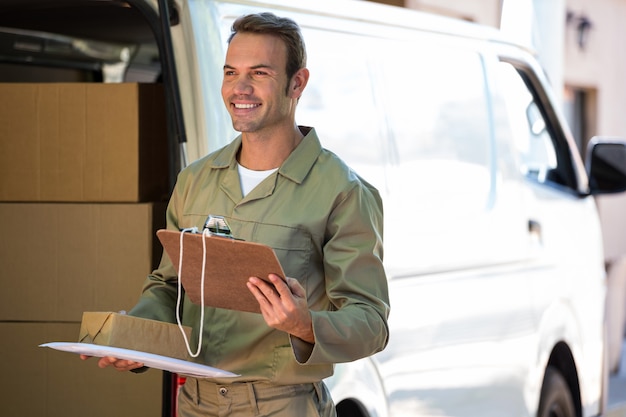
[326,357,388,417]
[335,397,370,417]
[545,341,583,417]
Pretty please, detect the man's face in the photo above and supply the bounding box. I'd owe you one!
[222,32,295,134]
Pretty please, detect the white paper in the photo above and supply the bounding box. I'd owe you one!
[40,342,239,378]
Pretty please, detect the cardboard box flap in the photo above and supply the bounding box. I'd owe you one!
[79,312,192,361]
[79,312,114,342]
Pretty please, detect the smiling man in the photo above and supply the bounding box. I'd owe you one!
[85,12,390,417]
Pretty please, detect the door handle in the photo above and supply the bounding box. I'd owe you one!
[528,219,542,243]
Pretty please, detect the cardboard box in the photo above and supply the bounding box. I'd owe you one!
[0,322,163,417]
[0,202,166,321]
[0,83,169,202]
[79,312,192,360]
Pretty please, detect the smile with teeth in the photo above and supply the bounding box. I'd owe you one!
[234,103,259,109]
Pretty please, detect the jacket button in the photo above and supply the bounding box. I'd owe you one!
[219,387,228,396]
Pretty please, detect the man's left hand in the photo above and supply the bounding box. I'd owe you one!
[247,274,314,343]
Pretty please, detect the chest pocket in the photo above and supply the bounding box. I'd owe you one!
[246,222,313,282]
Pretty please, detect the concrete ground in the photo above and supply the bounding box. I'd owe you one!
[608,339,626,417]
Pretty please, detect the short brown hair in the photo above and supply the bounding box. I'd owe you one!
[228,12,307,86]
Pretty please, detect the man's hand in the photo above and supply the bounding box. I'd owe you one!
[80,354,145,372]
[247,274,314,343]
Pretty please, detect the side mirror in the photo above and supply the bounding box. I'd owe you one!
[586,136,626,194]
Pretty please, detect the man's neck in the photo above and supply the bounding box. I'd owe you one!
[238,126,304,170]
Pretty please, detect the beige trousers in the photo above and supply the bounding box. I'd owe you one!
[178,378,336,417]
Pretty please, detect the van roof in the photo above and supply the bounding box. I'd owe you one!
[0,0,520,50]
[235,0,521,49]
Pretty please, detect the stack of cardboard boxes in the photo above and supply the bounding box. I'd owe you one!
[0,83,170,416]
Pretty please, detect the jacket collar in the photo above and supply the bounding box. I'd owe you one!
[210,126,322,185]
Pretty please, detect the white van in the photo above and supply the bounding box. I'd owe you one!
[2,1,626,416]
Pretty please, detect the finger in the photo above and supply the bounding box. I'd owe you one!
[98,356,118,368]
[249,276,281,301]
[115,360,144,371]
[99,356,144,371]
[247,279,264,300]
[247,279,275,310]
[269,274,291,298]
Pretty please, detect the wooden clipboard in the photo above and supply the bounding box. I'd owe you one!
[157,229,285,314]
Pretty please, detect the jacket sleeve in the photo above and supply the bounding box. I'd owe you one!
[295,179,390,365]
[128,170,189,323]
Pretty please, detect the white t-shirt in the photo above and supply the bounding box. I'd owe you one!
[238,163,278,197]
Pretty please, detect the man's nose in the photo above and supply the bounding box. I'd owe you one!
[233,75,253,94]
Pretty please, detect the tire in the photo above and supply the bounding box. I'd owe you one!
[537,366,576,417]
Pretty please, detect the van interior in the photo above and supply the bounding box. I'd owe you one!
[0,0,161,83]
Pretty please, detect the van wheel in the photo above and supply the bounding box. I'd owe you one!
[537,367,576,417]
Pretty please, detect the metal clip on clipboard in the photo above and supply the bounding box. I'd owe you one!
[203,215,234,238]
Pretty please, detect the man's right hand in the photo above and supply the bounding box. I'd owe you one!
[80,354,145,372]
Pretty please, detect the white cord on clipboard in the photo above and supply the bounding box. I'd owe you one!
[175,227,209,358]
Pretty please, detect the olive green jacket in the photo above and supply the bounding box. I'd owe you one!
[130,127,389,384]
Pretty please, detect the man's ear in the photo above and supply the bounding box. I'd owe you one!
[290,68,309,99]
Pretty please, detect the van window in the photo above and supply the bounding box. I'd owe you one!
[496,61,572,189]
[299,28,386,190]
[376,42,492,213]
[375,43,498,273]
